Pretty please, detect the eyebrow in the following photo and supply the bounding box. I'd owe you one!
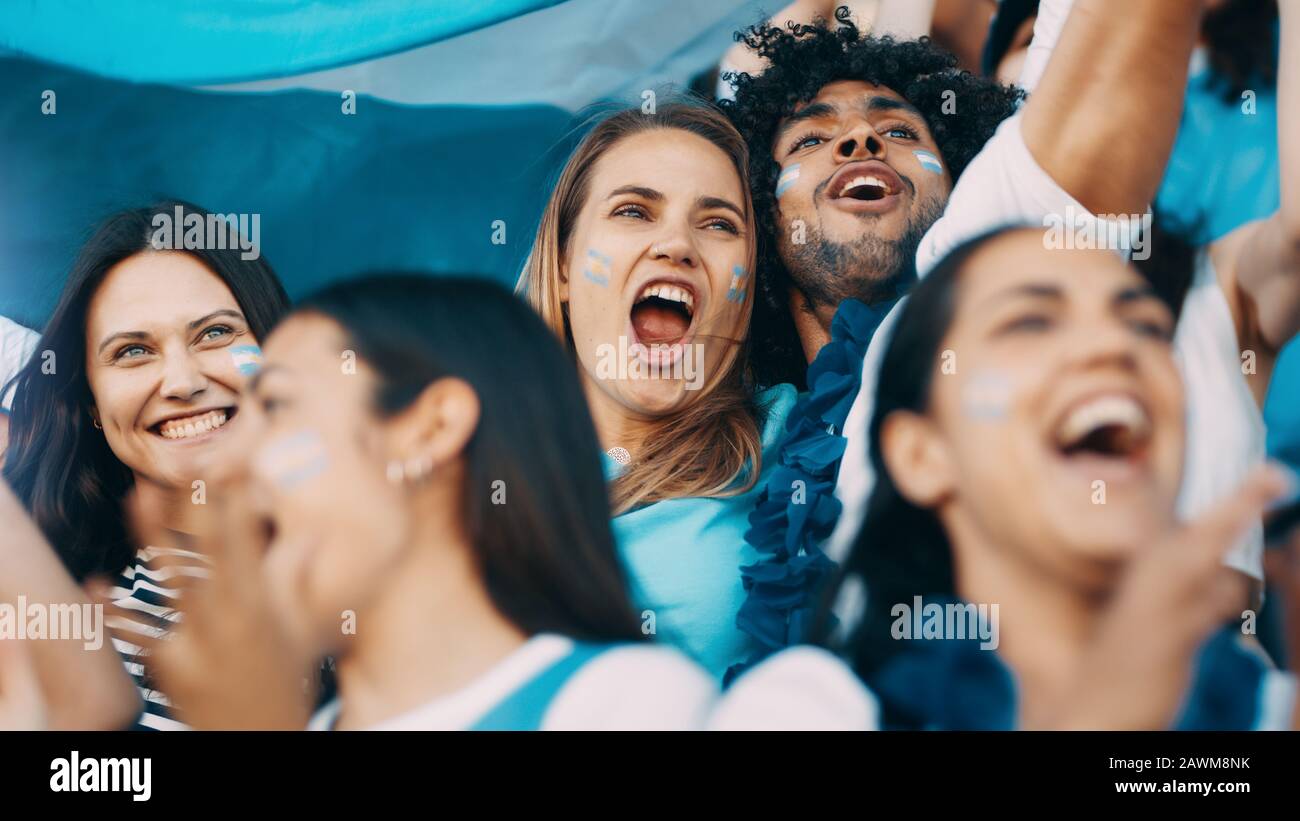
[1113,284,1160,306]
[188,308,245,331]
[775,102,838,143]
[606,185,663,202]
[96,308,247,356]
[775,95,928,145]
[860,94,925,122]
[980,282,1064,310]
[696,195,745,221]
[979,281,1166,313]
[607,186,745,221]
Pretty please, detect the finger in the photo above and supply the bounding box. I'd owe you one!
[1202,569,1250,630]
[103,599,171,658]
[141,550,210,600]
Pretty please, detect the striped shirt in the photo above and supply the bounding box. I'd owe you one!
[106,545,211,731]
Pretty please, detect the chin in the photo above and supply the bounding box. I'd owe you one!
[1057,509,1163,568]
[618,380,694,417]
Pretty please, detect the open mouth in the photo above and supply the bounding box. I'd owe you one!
[1052,394,1151,463]
[630,280,696,348]
[149,407,237,441]
[827,160,904,210]
[836,174,893,201]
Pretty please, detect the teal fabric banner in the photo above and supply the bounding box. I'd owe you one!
[0,0,564,84]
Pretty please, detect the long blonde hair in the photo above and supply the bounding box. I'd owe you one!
[518,102,763,515]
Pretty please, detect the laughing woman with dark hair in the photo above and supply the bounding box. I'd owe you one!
[2,200,290,729]
[145,275,716,730]
[711,228,1299,730]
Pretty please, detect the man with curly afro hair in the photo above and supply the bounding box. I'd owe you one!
[720,0,1215,664]
[722,1,1203,390]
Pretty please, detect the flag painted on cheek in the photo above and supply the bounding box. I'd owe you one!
[230,344,263,375]
[775,164,800,197]
[914,150,943,175]
[727,264,748,303]
[254,429,330,491]
[962,370,1014,420]
[584,248,611,286]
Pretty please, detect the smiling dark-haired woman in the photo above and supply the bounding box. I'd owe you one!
[1,200,290,729]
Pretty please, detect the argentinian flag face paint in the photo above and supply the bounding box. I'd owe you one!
[727,264,749,304]
[584,248,612,286]
[775,164,801,198]
[254,428,330,491]
[962,369,1014,421]
[230,344,263,376]
[913,150,944,175]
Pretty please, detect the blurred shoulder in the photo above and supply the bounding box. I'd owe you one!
[708,645,879,730]
[543,643,719,730]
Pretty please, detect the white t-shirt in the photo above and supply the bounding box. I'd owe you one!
[0,315,38,411]
[309,633,717,730]
[708,646,879,730]
[1174,252,1266,578]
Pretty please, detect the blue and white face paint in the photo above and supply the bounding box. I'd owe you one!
[726,264,749,304]
[253,428,330,491]
[775,163,801,198]
[230,344,263,376]
[584,248,612,286]
[913,150,944,176]
[962,369,1014,421]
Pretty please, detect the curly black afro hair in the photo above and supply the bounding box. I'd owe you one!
[722,7,1024,389]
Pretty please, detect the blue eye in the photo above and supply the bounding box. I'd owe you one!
[116,344,148,360]
[703,218,740,234]
[790,134,825,153]
[201,325,233,342]
[612,204,649,220]
[884,125,919,140]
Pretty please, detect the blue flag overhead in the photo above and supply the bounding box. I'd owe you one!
[0,0,768,326]
[0,0,565,85]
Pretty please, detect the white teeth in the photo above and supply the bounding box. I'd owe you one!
[157,409,229,440]
[843,175,889,194]
[1056,395,1150,450]
[636,281,695,312]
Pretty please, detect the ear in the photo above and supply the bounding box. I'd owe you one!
[558,257,570,304]
[878,409,956,509]
[386,378,480,474]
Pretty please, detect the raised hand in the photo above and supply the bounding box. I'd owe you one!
[1036,465,1291,729]
[123,481,317,730]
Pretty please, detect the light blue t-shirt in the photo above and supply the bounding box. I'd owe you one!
[607,384,798,680]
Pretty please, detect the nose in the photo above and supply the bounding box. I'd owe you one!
[158,348,210,402]
[1063,313,1140,372]
[832,118,885,162]
[650,225,699,269]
